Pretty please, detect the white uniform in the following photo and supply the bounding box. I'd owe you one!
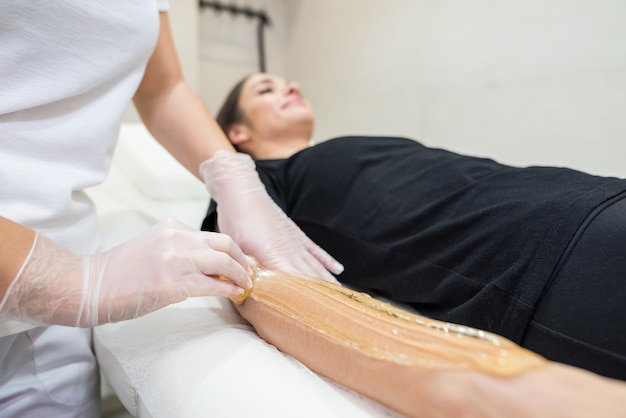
[0,1,167,415]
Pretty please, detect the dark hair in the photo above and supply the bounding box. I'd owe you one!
[216,75,251,136]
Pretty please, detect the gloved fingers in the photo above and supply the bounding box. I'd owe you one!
[272,251,339,284]
[190,247,253,290]
[184,273,248,300]
[201,231,255,276]
[302,252,341,284]
[268,223,343,281]
[306,241,344,275]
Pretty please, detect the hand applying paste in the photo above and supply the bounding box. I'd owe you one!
[219,274,252,302]
[0,219,253,327]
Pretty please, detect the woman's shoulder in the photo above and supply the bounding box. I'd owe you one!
[307,135,424,155]
[321,135,420,146]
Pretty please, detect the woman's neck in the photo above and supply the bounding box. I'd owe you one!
[251,137,310,160]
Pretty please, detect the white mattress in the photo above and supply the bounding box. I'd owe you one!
[94,297,401,417]
[89,124,402,417]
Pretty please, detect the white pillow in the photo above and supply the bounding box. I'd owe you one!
[115,123,206,201]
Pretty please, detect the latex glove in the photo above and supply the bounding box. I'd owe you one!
[199,151,344,283]
[0,219,253,327]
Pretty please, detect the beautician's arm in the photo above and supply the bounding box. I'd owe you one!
[133,13,343,281]
[0,214,252,326]
[0,217,36,299]
[133,14,230,175]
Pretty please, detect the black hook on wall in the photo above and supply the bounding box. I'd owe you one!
[199,1,272,72]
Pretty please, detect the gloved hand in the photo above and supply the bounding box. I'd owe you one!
[0,219,253,327]
[199,150,344,283]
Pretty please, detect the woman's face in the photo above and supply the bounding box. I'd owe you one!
[237,73,314,140]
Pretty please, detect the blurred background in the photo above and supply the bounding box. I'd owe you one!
[125,0,626,178]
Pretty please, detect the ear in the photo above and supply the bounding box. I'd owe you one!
[228,123,252,146]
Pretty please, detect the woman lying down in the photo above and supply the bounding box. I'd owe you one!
[201,73,626,417]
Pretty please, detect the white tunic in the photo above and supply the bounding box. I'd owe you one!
[0,0,165,336]
[0,1,168,415]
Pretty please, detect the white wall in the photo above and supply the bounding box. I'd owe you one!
[285,0,626,177]
[129,1,626,178]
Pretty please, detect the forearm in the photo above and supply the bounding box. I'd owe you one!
[465,362,626,418]
[0,216,36,300]
[135,80,233,179]
[235,269,626,418]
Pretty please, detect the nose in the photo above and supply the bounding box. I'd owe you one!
[285,82,301,96]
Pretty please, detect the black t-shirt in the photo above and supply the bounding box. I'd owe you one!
[202,136,626,341]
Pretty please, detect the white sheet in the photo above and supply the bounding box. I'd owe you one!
[95,297,402,418]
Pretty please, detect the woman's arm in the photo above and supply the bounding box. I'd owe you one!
[236,269,626,418]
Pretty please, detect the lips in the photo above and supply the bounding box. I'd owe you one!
[282,97,305,109]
